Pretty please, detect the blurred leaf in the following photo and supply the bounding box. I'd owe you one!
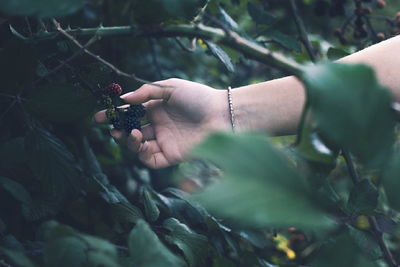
[302,63,395,167]
[0,138,27,168]
[0,0,84,18]
[0,176,32,204]
[247,2,275,25]
[347,179,378,215]
[0,248,36,267]
[383,152,400,211]
[204,41,235,73]
[347,225,382,260]
[0,235,24,251]
[0,39,36,93]
[25,128,83,201]
[327,47,349,60]
[192,132,334,229]
[163,218,209,267]
[28,83,96,122]
[128,220,185,267]
[143,188,160,222]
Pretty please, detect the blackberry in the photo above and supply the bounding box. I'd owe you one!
[106,83,123,96]
[126,104,146,118]
[106,108,117,121]
[123,115,141,134]
[111,118,123,130]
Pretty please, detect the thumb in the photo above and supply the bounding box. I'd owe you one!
[120,80,173,104]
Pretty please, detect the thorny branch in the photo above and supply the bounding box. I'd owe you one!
[52,19,153,85]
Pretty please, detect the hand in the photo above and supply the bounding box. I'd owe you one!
[94,78,231,169]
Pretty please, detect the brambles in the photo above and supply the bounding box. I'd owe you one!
[102,83,146,135]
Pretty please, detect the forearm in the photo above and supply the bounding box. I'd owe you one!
[232,35,400,135]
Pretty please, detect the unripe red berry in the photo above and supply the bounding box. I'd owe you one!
[106,83,123,96]
[376,0,386,9]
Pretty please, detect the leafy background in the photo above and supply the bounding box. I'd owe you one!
[1,0,400,266]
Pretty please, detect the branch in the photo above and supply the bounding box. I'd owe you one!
[28,22,302,76]
[342,150,398,267]
[52,19,153,84]
[289,0,317,62]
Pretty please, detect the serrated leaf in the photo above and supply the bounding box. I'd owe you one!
[128,220,185,267]
[302,63,396,167]
[218,7,238,30]
[28,83,96,122]
[0,0,84,18]
[25,128,83,201]
[204,41,235,72]
[0,248,36,267]
[347,179,378,214]
[111,202,143,223]
[163,218,208,267]
[143,188,160,222]
[191,132,334,230]
[247,2,276,25]
[0,176,32,204]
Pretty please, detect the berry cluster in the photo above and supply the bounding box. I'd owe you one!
[100,83,146,135]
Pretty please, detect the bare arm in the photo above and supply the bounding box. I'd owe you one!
[231,35,400,136]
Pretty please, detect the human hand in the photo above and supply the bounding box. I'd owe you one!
[94,78,231,169]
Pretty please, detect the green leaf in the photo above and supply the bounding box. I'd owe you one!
[128,220,185,267]
[0,0,84,18]
[191,132,333,229]
[311,231,379,267]
[247,2,276,25]
[25,128,83,201]
[302,63,396,167]
[28,83,96,122]
[0,138,27,168]
[204,41,235,73]
[347,179,378,214]
[163,218,209,267]
[0,176,32,204]
[143,188,160,222]
[327,47,350,60]
[347,226,382,260]
[383,152,400,211]
[0,248,36,267]
[44,223,120,267]
[262,29,301,52]
[111,202,144,223]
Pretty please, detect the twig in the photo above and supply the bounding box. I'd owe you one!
[27,22,302,76]
[52,19,154,84]
[34,33,100,84]
[174,37,197,53]
[342,150,398,267]
[289,0,316,62]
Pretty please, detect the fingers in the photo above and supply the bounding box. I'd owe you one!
[141,124,155,141]
[120,80,173,104]
[138,141,170,169]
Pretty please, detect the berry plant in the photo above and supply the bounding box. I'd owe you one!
[1,1,400,267]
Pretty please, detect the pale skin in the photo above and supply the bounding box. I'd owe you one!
[94,35,400,169]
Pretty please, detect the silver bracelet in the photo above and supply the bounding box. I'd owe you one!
[227,86,236,133]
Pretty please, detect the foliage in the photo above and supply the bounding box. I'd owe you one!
[1,0,400,267]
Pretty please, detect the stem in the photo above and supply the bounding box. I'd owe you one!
[289,0,317,62]
[342,150,398,267]
[26,23,302,76]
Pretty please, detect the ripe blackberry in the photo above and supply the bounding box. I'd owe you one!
[106,83,123,96]
[111,118,123,130]
[123,115,141,134]
[126,104,146,118]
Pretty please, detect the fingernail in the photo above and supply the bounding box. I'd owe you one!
[120,92,134,99]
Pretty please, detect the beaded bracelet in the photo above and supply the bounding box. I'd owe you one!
[227,86,236,133]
